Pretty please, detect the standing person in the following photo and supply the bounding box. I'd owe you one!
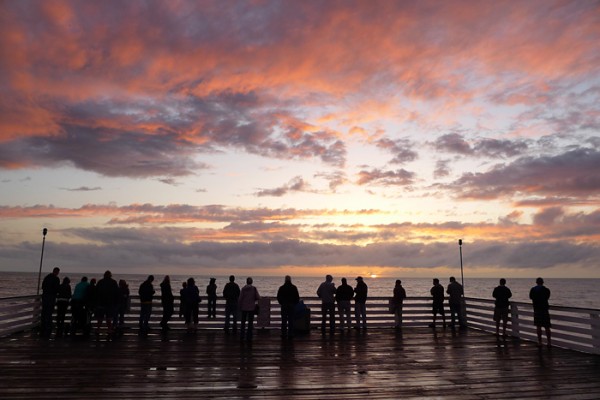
[115,279,130,331]
[429,278,446,329]
[183,278,201,332]
[84,278,97,336]
[530,277,552,347]
[238,277,260,341]
[160,275,174,330]
[223,275,240,333]
[392,279,407,329]
[446,276,464,329]
[70,276,89,336]
[493,278,512,337]
[317,275,336,334]
[96,270,120,339]
[179,281,187,318]
[55,277,72,337]
[277,275,300,339]
[40,267,60,338]
[206,278,217,319]
[354,276,368,330]
[138,275,155,336]
[335,278,354,331]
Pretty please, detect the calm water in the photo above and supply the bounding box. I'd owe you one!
[1,271,599,309]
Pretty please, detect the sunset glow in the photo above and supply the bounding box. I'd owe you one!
[0,1,599,278]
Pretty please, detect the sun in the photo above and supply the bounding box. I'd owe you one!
[370,273,377,279]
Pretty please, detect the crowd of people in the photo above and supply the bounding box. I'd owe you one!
[39,269,553,347]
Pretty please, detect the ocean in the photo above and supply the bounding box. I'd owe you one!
[1,271,598,310]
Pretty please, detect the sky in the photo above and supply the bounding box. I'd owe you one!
[1,0,599,279]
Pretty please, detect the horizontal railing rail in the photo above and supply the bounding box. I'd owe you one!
[1,295,599,355]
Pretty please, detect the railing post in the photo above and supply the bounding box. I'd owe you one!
[257,297,271,328]
[510,303,520,338]
[591,313,600,355]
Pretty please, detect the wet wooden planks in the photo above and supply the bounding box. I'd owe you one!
[1,327,600,399]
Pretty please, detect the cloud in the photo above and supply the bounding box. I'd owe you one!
[255,176,310,197]
[449,147,600,200]
[432,133,529,158]
[375,138,418,164]
[60,186,102,192]
[357,168,415,186]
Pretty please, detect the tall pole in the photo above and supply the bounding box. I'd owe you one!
[36,228,48,296]
[458,239,464,288]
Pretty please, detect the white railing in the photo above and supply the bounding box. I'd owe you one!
[1,295,599,355]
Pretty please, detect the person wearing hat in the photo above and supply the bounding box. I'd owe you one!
[206,278,217,319]
[353,276,368,329]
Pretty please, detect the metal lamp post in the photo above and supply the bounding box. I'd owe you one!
[458,239,464,288]
[36,228,48,296]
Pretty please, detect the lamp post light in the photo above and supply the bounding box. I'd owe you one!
[458,239,464,288]
[36,228,48,296]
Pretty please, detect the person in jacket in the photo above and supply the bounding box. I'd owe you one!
[115,279,130,332]
[55,276,71,337]
[317,275,336,334]
[40,267,60,338]
[335,277,354,331]
[493,278,512,337]
[446,276,464,329]
[160,275,174,330]
[70,276,89,336]
[138,275,155,336]
[277,275,300,339]
[392,279,407,329]
[96,270,120,338]
[206,278,217,318]
[183,277,201,332]
[429,278,446,329]
[238,277,260,341]
[84,278,97,336]
[223,275,240,333]
[354,276,368,330]
[530,277,552,347]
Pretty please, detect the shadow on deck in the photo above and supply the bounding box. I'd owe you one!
[1,327,600,399]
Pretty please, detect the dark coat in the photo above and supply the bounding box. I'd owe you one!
[277,282,300,306]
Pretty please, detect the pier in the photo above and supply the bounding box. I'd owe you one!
[1,296,600,398]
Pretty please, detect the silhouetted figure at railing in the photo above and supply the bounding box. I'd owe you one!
[55,277,71,337]
[429,278,446,329]
[317,275,336,334]
[160,275,174,330]
[40,267,60,338]
[70,276,89,336]
[336,277,353,331]
[277,275,300,339]
[206,278,217,319]
[354,276,368,330]
[223,275,240,333]
[183,278,200,332]
[239,277,260,341]
[392,279,407,329]
[530,277,552,348]
[138,275,155,336]
[115,279,130,333]
[447,276,464,329]
[96,270,119,339]
[493,278,512,337]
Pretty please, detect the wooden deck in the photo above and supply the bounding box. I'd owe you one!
[2,327,600,399]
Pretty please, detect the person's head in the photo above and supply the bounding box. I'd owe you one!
[119,279,127,288]
[62,277,70,285]
[229,275,235,282]
[341,277,347,285]
[285,275,291,283]
[536,277,544,285]
[163,275,170,283]
[246,277,253,285]
[90,278,96,285]
[499,278,506,286]
[104,270,112,279]
[210,277,216,283]
[147,275,154,282]
[433,278,439,285]
[356,276,363,282]
[187,277,195,286]
[325,275,333,282]
[396,279,401,286]
[449,276,456,283]
[182,281,187,288]
[52,267,60,275]
[81,276,88,283]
